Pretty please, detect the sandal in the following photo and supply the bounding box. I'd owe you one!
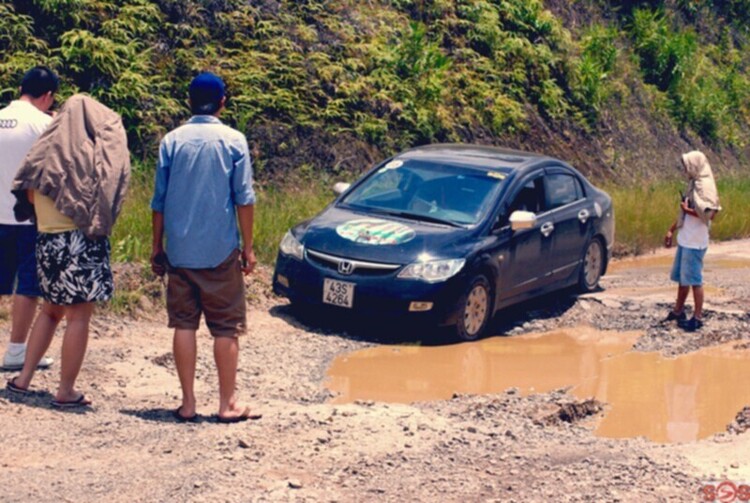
[51,394,92,409]
[6,377,29,395]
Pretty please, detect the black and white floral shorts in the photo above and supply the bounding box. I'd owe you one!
[36,230,114,305]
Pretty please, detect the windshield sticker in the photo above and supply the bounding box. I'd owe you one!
[487,171,506,179]
[378,160,404,173]
[337,219,416,245]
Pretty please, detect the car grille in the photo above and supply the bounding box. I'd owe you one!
[306,249,402,277]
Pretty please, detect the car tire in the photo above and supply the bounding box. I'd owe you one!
[578,238,604,293]
[455,275,493,342]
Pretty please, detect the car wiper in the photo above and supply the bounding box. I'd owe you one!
[378,210,464,228]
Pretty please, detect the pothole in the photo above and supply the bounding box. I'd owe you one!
[326,326,750,443]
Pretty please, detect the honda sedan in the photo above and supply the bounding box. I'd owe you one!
[273,144,614,340]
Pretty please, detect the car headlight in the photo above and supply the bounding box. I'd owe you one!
[398,258,465,283]
[279,231,304,260]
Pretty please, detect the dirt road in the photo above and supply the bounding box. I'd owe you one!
[1,240,749,502]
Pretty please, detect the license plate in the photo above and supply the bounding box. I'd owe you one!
[323,278,355,308]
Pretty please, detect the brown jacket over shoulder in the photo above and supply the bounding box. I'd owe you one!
[12,94,131,237]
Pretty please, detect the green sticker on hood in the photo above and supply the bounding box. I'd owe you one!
[336,219,416,245]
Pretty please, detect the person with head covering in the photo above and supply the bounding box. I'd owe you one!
[663,151,721,332]
[5,94,130,407]
[0,66,59,371]
[150,72,259,423]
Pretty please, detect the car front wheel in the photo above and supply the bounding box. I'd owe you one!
[579,238,604,292]
[455,275,493,341]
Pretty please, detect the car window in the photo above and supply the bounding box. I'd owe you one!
[506,176,545,217]
[545,174,582,210]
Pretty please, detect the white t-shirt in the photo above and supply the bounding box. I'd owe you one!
[0,100,52,225]
[677,213,709,250]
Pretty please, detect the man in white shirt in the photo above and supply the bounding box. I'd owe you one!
[0,66,59,370]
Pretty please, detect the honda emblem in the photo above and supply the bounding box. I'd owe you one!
[338,260,355,275]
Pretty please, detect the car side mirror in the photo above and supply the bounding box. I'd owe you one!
[333,182,351,196]
[509,210,537,231]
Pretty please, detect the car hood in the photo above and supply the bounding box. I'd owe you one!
[297,206,476,264]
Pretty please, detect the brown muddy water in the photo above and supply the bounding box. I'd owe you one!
[326,327,750,443]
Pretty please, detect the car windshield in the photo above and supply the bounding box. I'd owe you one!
[340,159,510,226]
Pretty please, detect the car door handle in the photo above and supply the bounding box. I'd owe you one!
[578,209,590,224]
[540,222,554,237]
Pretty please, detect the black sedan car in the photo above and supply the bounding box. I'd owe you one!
[273,144,614,340]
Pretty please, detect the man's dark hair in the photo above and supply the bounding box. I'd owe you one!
[20,66,60,98]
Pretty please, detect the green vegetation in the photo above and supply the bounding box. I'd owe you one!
[253,180,335,264]
[628,7,750,143]
[3,0,750,174]
[606,176,750,255]
[110,174,750,266]
[3,1,750,263]
[111,171,334,265]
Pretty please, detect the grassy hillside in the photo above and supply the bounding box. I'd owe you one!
[2,0,750,182]
[4,0,750,266]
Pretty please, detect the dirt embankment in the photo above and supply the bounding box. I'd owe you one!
[1,240,749,502]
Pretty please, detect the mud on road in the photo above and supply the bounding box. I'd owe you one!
[1,240,749,502]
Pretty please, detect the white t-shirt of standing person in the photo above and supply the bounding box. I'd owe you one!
[677,213,709,250]
[0,100,52,225]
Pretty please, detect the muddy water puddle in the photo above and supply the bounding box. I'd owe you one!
[326,327,750,443]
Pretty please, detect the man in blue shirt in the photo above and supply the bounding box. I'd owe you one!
[151,72,259,423]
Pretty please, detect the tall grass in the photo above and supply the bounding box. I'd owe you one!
[111,171,153,263]
[110,175,335,265]
[253,182,335,264]
[111,174,750,266]
[605,176,750,254]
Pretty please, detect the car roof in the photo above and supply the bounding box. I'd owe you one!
[396,143,555,172]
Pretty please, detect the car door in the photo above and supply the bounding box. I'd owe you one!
[543,167,592,283]
[494,172,556,300]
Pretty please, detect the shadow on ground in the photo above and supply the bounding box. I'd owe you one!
[1,387,93,414]
[269,288,581,346]
[121,407,264,426]
[121,407,205,424]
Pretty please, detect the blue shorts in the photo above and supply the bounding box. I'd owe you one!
[670,245,706,286]
[0,224,42,297]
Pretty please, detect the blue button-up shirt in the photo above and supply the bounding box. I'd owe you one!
[151,115,255,268]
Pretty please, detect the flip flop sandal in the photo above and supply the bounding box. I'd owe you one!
[6,377,30,395]
[173,406,198,423]
[51,394,92,409]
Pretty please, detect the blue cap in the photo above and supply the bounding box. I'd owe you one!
[189,72,225,114]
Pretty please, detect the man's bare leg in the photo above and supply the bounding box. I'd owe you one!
[214,336,249,420]
[174,328,197,418]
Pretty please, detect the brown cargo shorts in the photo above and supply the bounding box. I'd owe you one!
[166,249,247,338]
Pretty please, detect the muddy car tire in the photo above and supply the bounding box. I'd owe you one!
[578,238,604,293]
[455,275,493,342]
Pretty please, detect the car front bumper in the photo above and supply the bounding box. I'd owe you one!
[272,252,465,326]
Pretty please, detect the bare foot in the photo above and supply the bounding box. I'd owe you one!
[217,403,262,423]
